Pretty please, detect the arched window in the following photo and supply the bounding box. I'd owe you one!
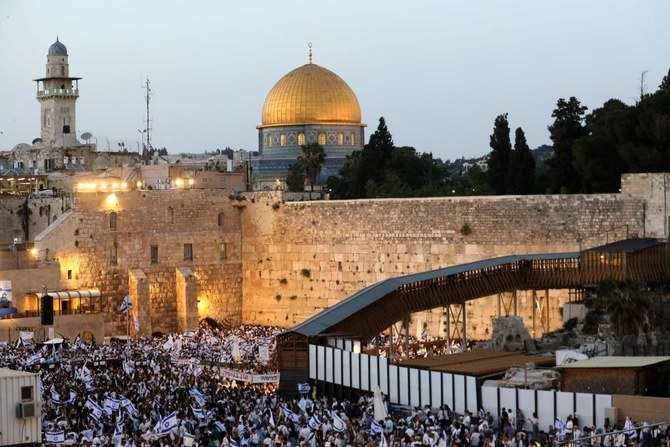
[298,133,305,146]
[109,212,117,230]
[318,132,326,145]
[266,135,271,148]
[337,133,344,145]
[167,207,174,224]
[280,134,287,146]
[218,212,225,227]
[351,132,356,145]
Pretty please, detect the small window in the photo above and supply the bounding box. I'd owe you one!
[21,386,33,401]
[111,242,118,265]
[67,270,72,280]
[220,243,227,261]
[337,133,344,145]
[150,245,158,264]
[109,212,117,230]
[218,212,225,227]
[298,133,305,146]
[184,243,193,261]
[318,132,326,145]
[280,134,286,146]
[167,207,174,224]
[351,132,356,145]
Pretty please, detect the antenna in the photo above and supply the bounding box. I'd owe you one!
[142,77,153,152]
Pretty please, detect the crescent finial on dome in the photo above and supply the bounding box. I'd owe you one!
[308,42,313,64]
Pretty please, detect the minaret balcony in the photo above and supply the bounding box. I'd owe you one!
[37,88,79,98]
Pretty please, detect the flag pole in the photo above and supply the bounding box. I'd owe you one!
[126,303,130,349]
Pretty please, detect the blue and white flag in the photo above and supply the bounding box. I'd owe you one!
[282,406,301,424]
[133,312,140,332]
[380,433,389,447]
[50,385,61,403]
[230,439,241,447]
[114,413,124,437]
[183,329,196,338]
[80,364,94,384]
[45,430,65,444]
[85,397,103,421]
[120,294,132,313]
[554,418,565,431]
[308,414,321,431]
[297,383,311,394]
[370,419,383,435]
[183,433,196,446]
[624,417,637,438]
[189,388,206,406]
[478,408,486,419]
[121,398,138,416]
[191,406,205,420]
[330,411,346,433]
[104,397,120,415]
[214,421,227,433]
[160,411,178,434]
[269,410,276,428]
[68,390,77,404]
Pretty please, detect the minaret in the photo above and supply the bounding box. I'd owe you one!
[33,37,82,147]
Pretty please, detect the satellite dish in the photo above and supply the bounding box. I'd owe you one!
[81,132,92,143]
[32,137,43,145]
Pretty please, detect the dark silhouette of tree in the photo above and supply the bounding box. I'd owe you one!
[507,127,536,194]
[285,163,305,192]
[660,68,670,91]
[547,97,588,193]
[595,278,650,353]
[297,143,325,191]
[572,99,629,192]
[488,113,512,194]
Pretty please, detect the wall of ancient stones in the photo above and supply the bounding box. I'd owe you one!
[239,190,647,338]
[35,189,244,334]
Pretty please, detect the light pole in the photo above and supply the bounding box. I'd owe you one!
[137,130,146,153]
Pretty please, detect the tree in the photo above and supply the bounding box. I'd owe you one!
[488,113,512,194]
[595,278,651,353]
[660,68,670,91]
[572,99,629,192]
[297,143,326,191]
[362,117,395,187]
[546,97,588,193]
[285,163,305,192]
[506,127,536,194]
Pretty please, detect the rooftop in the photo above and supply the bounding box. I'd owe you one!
[557,356,670,369]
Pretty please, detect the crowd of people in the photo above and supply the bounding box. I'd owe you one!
[0,325,667,447]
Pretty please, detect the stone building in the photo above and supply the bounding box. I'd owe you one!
[253,46,366,190]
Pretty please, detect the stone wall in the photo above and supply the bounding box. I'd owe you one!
[240,191,646,337]
[25,173,670,338]
[35,189,244,335]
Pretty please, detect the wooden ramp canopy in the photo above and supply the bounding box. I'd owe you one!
[277,239,670,396]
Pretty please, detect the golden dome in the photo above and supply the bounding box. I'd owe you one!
[261,63,361,126]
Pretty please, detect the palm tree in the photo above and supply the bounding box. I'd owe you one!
[297,143,326,191]
[596,278,650,352]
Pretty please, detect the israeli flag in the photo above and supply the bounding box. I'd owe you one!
[624,417,637,438]
[330,411,346,433]
[104,397,120,415]
[554,418,565,431]
[45,430,65,444]
[380,433,389,447]
[81,364,94,384]
[297,383,311,394]
[85,397,104,421]
[114,414,124,437]
[214,421,227,433]
[183,433,196,446]
[133,312,140,332]
[191,406,205,420]
[120,294,132,313]
[308,414,321,431]
[68,390,77,404]
[282,406,301,424]
[189,388,206,406]
[51,385,61,403]
[230,439,241,447]
[370,419,383,435]
[183,329,196,338]
[160,411,178,434]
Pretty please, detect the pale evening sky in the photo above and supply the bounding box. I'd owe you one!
[0,0,668,162]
